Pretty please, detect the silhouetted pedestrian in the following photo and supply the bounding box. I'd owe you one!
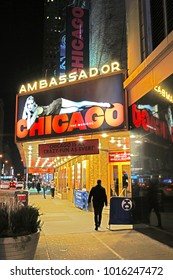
[147,178,162,228]
[50,180,55,198]
[122,170,128,196]
[42,181,47,199]
[36,181,41,194]
[88,179,107,231]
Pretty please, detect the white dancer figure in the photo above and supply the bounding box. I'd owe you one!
[22,95,113,129]
[137,104,159,118]
[165,106,173,135]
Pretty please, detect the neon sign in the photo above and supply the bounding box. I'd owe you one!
[16,103,124,139]
[19,61,120,94]
[16,72,125,142]
[66,6,89,73]
[154,85,173,103]
[132,104,173,142]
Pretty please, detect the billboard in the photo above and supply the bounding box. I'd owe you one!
[109,152,130,162]
[129,74,173,178]
[66,6,89,73]
[129,74,173,144]
[39,139,99,157]
[15,72,125,142]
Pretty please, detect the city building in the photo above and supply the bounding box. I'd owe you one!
[43,0,68,77]
[125,0,173,226]
[16,0,128,201]
[15,0,173,231]
[0,99,4,173]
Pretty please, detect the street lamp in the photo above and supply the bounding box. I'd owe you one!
[10,166,14,176]
[2,160,9,176]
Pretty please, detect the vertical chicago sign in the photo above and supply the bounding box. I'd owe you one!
[66,6,89,73]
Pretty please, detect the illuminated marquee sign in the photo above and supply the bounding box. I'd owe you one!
[109,152,130,162]
[19,61,120,94]
[39,139,99,157]
[15,72,125,142]
[131,103,173,142]
[154,85,173,103]
[28,167,54,174]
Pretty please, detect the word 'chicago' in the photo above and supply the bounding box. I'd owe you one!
[16,103,124,139]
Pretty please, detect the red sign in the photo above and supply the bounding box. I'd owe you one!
[28,168,54,174]
[66,6,89,73]
[132,103,173,142]
[39,139,99,157]
[15,73,125,142]
[109,152,130,162]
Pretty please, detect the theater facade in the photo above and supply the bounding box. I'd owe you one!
[15,62,131,201]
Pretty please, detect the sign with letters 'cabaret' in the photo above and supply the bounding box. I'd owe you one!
[15,71,125,142]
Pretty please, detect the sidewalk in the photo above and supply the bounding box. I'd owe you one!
[28,193,173,260]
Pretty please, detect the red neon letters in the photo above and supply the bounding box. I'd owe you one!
[16,103,124,140]
[71,7,84,72]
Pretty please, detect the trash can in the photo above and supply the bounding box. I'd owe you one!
[15,190,28,206]
[109,196,133,225]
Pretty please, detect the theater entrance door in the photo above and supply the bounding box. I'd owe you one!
[109,163,131,197]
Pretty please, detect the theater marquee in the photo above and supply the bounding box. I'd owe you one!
[39,139,99,157]
[15,71,125,142]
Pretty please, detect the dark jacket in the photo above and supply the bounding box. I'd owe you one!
[122,173,128,188]
[88,185,107,208]
[147,179,160,204]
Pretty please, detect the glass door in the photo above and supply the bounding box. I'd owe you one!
[110,163,131,197]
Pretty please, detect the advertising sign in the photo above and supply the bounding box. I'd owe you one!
[15,72,125,142]
[109,197,133,225]
[74,190,88,210]
[28,168,54,174]
[66,6,89,73]
[129,74,173,143]
[39,139,99,157]
[129,74,173,180]
[109,152,130,162]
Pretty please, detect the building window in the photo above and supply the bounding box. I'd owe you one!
[167,0,173,33]
[150,0,165,49]
[139,0,173,60]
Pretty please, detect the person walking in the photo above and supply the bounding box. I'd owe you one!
[122,170,128,196]
[42,180,47,199]
[88,179,108,231]
[50,180,55,198]
[36,180,41,194]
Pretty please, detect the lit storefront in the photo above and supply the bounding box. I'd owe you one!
[124,34,173,228]
[15,62,131,202]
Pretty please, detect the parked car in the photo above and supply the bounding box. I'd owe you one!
[16,181,24,189]
[0,180,10,189]
[9,179,16,189]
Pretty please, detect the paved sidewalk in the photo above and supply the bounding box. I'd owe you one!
[28,193,173,260]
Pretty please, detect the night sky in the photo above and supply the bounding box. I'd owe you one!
[1,0,44,175]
